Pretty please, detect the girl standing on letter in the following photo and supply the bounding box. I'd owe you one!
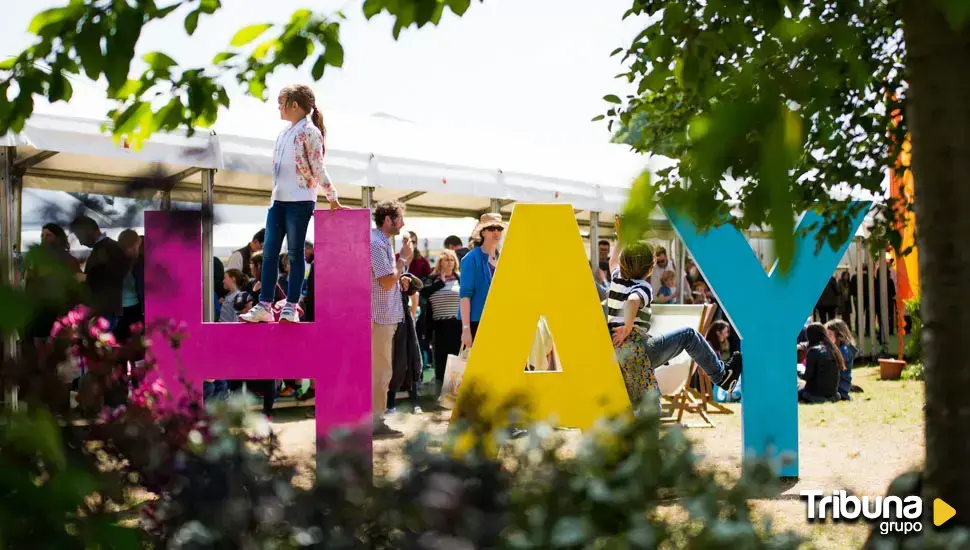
[241,84,345,324]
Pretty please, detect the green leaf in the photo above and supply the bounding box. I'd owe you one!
[248,78,267,99]
[610,47,623,57]
[113,101,152,137]
[448,0,473,16]
[311,55,327,80]
[252,40,278,60]
[362,0,382,19]
[154,4,180,18]
[75,20,104,80]
[591,114,605,121]
[104,7,144,93]
[28,8,71,36]
[184,10,200,35]
[0,286,33,334]
[938,0,970,30]
[289,8,313,28]
[48,73,73,102]
[143,51,178,72]
[0,57,15,71]
[603,94,622,104]
[620,169,658,245]
[231,23,273,47]
[6,410,66,469]
[199,0,221,14]
[212,51,237,64]
[323,42,344,68]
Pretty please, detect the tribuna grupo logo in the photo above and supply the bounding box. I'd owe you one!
[801,490,923,535]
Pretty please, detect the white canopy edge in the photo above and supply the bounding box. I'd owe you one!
[3,108,658,227]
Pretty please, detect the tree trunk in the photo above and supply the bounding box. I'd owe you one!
[901,1,970,528]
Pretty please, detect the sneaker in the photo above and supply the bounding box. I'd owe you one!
[412,405,423,415]
[239,303,274,323]
[278,387,296,398]
[296,388,315,401]
[279,303,299,324]
[373,421,402,437]
[716,352,743,393]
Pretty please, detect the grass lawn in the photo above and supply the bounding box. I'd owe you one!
[273,364,924,549]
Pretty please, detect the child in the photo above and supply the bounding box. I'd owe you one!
[608,240,741,410]
[653,270,679,304]
[825,319,857,401]
[797,322,845,403]
[220,269,248,322]
[691,281,711,304]
[240,84,345,324]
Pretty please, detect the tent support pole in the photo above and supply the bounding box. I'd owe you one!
[362,187,374,210]
[161,190,172,210]
[855,238,866,355]
[878,251,890,354]
[489,198,501,214]
[677,237,687,303]
[866,246,877,358]
[589,211,600,271]
[1,147,19,410]
[202,169,215,323]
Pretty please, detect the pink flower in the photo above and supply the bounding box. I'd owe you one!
[96,317,110,331]
[98,332,118,348]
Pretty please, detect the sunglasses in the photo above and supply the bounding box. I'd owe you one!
[483,226,504,233]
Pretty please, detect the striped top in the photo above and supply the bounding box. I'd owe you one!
[427,276,461,320]
[606,268,653,331]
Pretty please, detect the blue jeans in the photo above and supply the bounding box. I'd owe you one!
[259,201,315,304]
[203,380,229,401]
[645,327,727,385]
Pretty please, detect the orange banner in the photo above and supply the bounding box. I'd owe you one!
[889,138,919,301]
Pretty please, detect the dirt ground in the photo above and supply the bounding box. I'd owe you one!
[271,365,924,549]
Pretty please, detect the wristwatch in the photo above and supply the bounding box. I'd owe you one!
[462,324,471,329]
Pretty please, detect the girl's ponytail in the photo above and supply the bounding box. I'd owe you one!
[311,103,326,156]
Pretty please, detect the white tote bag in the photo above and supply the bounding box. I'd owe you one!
[438,346,470,409]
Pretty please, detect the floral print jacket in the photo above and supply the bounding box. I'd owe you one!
[275,119,338,202]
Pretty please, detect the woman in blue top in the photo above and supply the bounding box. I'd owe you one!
[459,213,507,348]
[825,318,857,400]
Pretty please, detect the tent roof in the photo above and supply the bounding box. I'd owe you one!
[4,97,662,231]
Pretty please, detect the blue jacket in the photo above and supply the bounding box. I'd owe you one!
[837,344,857,396]
[458,247,496,323]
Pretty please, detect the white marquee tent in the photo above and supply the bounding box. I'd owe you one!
[1,97,892,363]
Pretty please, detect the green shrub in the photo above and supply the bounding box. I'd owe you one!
[901,362,925,381]
[905,296,923,362]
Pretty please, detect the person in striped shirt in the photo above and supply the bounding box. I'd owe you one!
[609,239,741,411]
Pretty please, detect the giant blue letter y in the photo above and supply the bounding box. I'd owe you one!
[666,204,869,477]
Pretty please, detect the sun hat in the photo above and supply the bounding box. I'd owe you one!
[471,213,509,241]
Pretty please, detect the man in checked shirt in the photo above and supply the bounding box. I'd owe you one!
[370,201,414,437]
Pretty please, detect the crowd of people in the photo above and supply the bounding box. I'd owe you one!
[11,82,877,431]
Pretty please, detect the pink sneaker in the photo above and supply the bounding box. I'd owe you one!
[239,303,274,323]
[278,303,299,324]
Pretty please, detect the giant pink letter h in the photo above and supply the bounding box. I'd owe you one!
[145,209,372,454]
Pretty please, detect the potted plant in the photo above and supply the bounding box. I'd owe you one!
[879,357,906,380]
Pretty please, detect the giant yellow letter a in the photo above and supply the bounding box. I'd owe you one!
[453,204,631,429]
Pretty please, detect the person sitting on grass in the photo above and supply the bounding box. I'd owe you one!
[825,319,858,401]
[797,322,845,403]
[608,239,741,411]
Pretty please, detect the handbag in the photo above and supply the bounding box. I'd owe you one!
[271,283,304,320]
[438,345,470,409]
